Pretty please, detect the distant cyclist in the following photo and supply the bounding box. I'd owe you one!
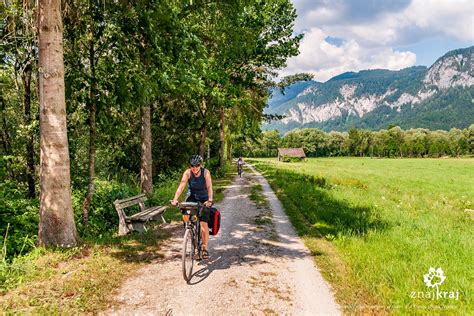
[237,157,244,177]
[171,155,213,259]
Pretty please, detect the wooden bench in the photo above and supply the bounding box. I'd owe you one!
[114,194,167,236]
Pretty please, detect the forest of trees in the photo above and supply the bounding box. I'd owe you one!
[238,126,474,158]
[1,0,305,257]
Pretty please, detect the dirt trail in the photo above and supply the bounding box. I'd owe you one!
[105,165,340,315]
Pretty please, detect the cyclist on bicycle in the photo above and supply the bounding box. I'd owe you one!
[171,155,213,259]
[237,157,244,176]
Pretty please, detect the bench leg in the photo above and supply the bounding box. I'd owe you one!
[131,222,147,233]
[118,220,131,236]
[160,214,166,224]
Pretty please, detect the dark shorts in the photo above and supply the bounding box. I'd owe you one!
[186,196,211,223]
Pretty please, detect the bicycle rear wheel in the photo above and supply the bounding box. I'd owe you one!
[182,228,194,282]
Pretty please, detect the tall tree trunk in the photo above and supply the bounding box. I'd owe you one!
[226,138,232,162]
[0,96,12,154]
[82,40,97,226]
[1,95,15,179]
[199,124,207,158]
[22,64,36,198]
[219,107,225,170]
[198,98,207,158]
[38,0,78,247]
[140,104,153,196]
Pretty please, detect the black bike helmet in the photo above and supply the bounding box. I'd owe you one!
[189,154,203,166]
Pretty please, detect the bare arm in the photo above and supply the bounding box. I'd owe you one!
[205,169,213,205]
[171,170,190,205]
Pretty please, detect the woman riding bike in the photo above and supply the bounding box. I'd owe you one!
[237,157,244,177]
[171,155,213,259]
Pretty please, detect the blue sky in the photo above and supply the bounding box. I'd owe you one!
[281,0,474,82]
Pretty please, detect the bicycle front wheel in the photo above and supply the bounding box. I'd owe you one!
[182,228,194,282]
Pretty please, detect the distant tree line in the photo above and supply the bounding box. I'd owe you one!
[237,125,474,158]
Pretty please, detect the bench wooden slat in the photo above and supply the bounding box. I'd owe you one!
[114,197,147,210]
[115,193,146,204]
[114,194,146,206]
[127,206,167,222]
[127,207,158,221]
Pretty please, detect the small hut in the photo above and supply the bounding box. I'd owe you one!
[277,148,306,162]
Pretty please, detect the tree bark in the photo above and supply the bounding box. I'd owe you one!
[0,96,12,154]
[38,0,78,247]
[1,95,15,179]
[82,40,97,226]
[198,98,207,158]
[226,138,232,162]
[140,104,153,196]
[219,107,225,170]
[22,64,36,198]
[199,124,207,158]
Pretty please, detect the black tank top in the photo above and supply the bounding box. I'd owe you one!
[188,167,208,201]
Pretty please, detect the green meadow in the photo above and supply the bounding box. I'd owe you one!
[250,157,473,314]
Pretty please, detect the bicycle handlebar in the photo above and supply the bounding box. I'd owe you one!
[177,202,200,209]
[170,200,213,209]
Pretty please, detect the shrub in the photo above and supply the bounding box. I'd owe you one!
[0,180,38,259]
[282,155,305,163]
[73,180,140,237]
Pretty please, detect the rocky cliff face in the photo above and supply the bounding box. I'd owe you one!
[265,46,474,132]
[423,48,474,89]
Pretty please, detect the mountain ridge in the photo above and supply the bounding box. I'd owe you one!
[265,46,474,133]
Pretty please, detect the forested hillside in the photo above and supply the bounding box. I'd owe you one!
[264,47,474,132]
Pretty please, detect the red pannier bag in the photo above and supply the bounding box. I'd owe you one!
[208,207,221,235]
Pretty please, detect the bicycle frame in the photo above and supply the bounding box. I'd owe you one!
[177,202,203,282]
[185,211,202,256]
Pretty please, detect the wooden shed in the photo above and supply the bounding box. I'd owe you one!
[277,148,306,161]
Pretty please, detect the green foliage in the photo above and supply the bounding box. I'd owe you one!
[205,157,230,178]
[72,180,140,237]
[240,126,472,158]
[281,155,304,163]
[1,0,303,263]
[0,179,38,259]
[277,73,314,94]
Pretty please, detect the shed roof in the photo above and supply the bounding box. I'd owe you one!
[277,148,306,157]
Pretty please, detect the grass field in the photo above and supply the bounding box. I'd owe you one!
[250,157,473,314]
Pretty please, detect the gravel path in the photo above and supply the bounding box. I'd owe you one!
[105,165,340,315]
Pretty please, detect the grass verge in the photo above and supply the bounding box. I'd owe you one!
[250,157,473,315]
[0,163,236,313]
[0,226,169,313]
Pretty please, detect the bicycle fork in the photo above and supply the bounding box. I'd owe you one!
[195,221,203,260]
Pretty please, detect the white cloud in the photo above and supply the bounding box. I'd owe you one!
[338,0,474,45]
[306,7,341,24]
[404,0,474,42]
[282,0,473,80]
[281,28,416,82]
